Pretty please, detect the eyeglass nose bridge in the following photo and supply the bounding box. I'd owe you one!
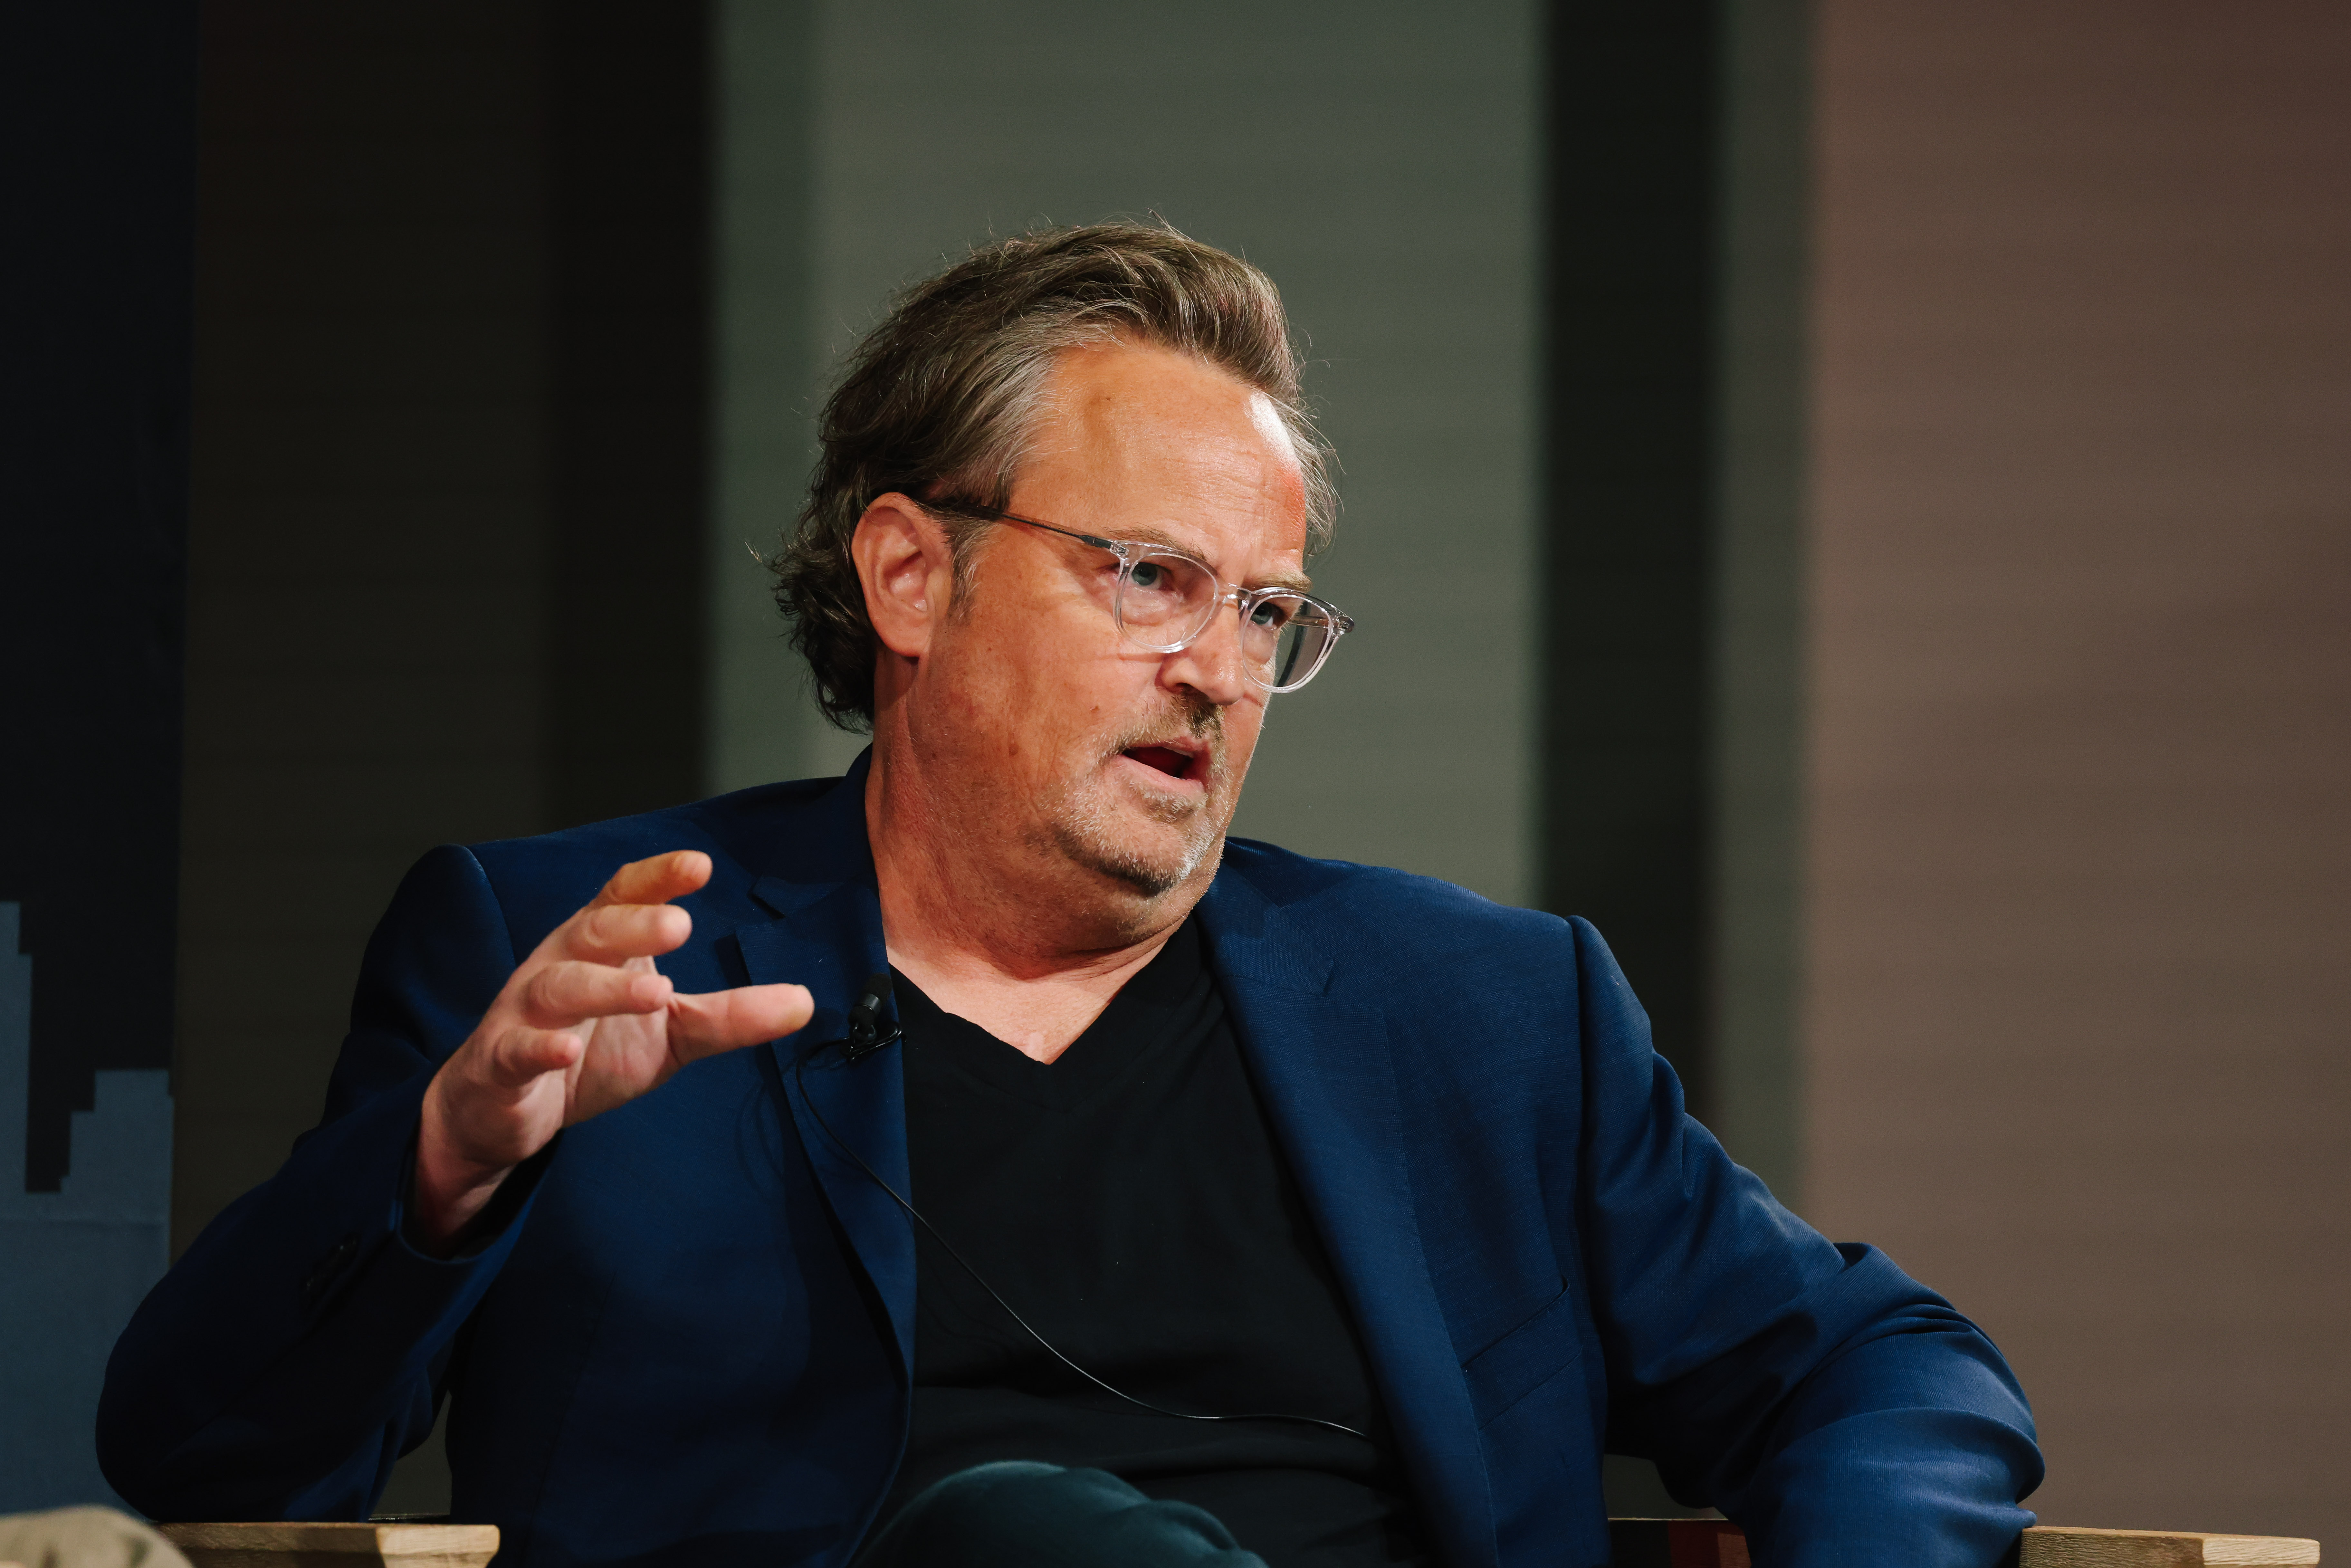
[1125,578,1331,695]
[1191,582,1283,642]
[1113,564,1269,655]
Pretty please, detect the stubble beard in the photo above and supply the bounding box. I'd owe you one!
[1040,700,1235,904]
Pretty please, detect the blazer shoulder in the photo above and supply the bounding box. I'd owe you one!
[457,773,860,950]
[1218,836,1581,975]
[468,777,835,870]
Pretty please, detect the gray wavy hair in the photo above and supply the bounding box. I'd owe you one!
[771,221,1337,731]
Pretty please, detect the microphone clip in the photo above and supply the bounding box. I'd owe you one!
[840,1019,902,1064]
[839,971,902,1064]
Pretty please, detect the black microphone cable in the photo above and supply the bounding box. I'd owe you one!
[793,970,1370,1444]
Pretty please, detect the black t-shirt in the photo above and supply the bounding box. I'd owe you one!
[877,918,1430,1568]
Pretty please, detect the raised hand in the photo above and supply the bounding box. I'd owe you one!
[412,851,813,1250]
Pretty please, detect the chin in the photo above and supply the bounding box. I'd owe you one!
[1066,821,1221,900]
[1046,787,1224,904]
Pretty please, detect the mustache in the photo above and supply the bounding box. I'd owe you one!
[1106,692,1225,755]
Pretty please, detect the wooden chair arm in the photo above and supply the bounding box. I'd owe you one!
[1608,1519,2321,1566]
[2015,1528,2319,1567]
[157,1517,2317,1568]
[156,1522,498,1568]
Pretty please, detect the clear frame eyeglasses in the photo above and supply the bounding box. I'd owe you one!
[924,500,1356,693]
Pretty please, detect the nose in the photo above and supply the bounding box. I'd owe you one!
[1158,593,1254,708]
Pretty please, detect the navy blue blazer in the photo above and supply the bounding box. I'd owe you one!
[101,760,2040,1568]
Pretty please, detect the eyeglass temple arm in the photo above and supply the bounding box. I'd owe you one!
[935,500,1122,555]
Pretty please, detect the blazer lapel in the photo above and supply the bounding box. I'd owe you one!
[1199,872,1499,1568]
[726,760,918,1378]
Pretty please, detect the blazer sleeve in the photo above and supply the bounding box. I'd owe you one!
[1563,916,2045,1567]
[98,844,556,1521]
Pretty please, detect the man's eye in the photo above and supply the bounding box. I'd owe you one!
[1131,562,1167,590]
[1249,599,1294,628]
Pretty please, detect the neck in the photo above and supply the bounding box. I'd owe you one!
[864,732,1203,1064]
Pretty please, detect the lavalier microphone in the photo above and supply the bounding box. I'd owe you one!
[841,971,902,1063]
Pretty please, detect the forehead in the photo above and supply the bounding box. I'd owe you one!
[1012,341,1309,570]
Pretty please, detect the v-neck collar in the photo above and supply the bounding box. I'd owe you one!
[891,917,1209,1115]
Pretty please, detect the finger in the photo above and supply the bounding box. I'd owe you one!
[518,960,674,1028]
[590,850,712,911]
[665,983,816,1063]
[481,1025,584,1091]
[558,901,692,965]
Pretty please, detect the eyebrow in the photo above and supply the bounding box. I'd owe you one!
[1120,523,1315,594]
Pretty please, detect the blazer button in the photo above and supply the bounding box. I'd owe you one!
[301,1233,361,1307]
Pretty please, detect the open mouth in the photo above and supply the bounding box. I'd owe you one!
[1122,743,1200,782]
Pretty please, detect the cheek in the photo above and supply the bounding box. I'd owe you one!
[1219,698,1270,769]
[930,558,1178,768]
[949,615,1133,759]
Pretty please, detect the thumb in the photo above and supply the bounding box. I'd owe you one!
[666,983,816,1063]
[483,1026,584,1090]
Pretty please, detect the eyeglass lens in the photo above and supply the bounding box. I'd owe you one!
[1114,550,1339,691]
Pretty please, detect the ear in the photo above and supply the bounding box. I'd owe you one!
[853,494,956,660]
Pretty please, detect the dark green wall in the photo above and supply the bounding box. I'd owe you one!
[1542,5,1725,1118]
[1541,0,1809,1194]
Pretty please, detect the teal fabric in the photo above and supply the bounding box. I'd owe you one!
[856,1463,1265,1568]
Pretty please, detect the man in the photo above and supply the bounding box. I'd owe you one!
[101,225,2040,1568]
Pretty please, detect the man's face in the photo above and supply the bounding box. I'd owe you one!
[907,341,1310,922]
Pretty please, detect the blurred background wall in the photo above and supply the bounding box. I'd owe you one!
[1801,0,2351,1541]
[1,0,2343,1546]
